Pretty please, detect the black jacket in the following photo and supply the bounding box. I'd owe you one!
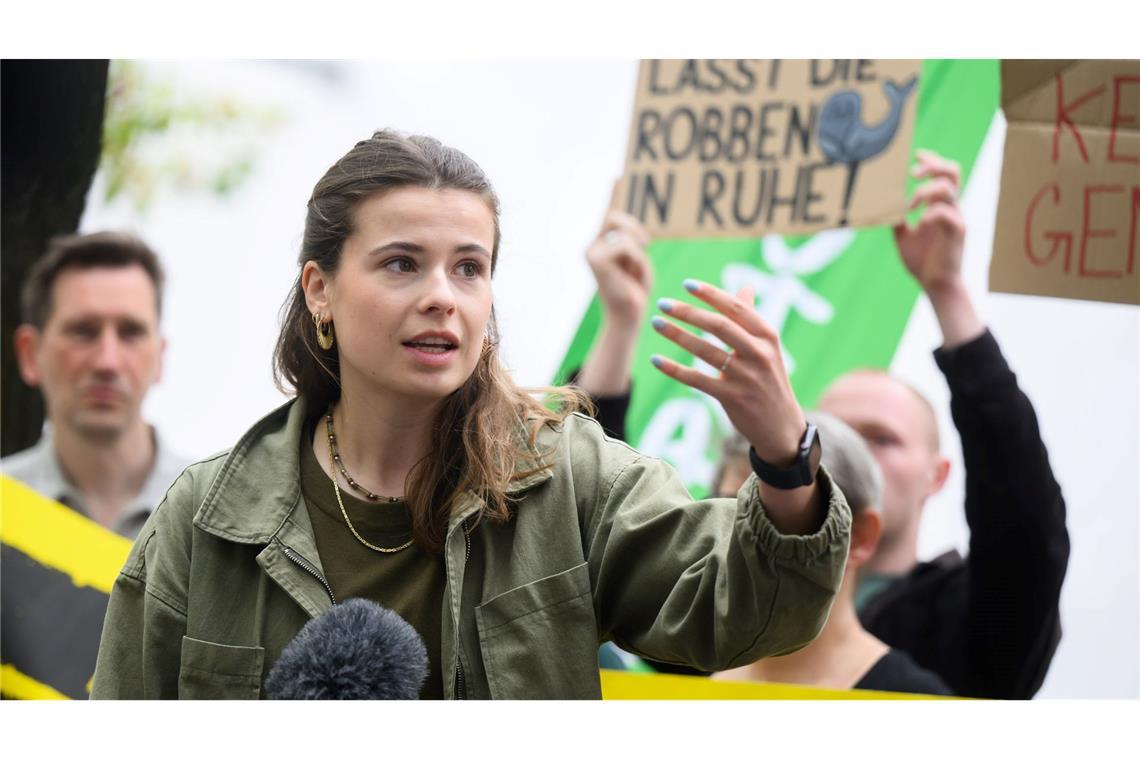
[857,330,1069,699]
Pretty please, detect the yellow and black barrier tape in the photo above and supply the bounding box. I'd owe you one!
[1,475,132,700]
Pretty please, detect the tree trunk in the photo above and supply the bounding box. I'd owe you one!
[1,60,108,457]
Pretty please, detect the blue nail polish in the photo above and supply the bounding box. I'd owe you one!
[657,298,674,313]
[651,316,666,330]
[683,279,700,293]
[650,355,664,368]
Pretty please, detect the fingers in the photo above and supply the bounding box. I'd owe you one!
[656,295,756,357]
[913,149,961,189]
[679,279,777,342]
[600,208,651,248]
[908,176,959,211]
[650,315,731,371]
[649,353,718,396]
[613,247,653,289]
[591,227,652,284]
[918,201,966,236]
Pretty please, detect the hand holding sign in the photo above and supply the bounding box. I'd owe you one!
[649,280,822,532]
[586,208,654,324]
[575,207,654,397]
[894,148,986,348]
[893,149,967,297]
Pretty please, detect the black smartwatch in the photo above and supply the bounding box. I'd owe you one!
[748,422,822,490]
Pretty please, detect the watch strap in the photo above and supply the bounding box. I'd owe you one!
[748,422,819,490]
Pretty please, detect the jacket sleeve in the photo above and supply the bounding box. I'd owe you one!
[90,471,197,699]
[933,329,1070,698]
[570,415,852,672]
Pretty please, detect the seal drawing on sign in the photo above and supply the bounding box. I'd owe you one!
[818,75,919,226]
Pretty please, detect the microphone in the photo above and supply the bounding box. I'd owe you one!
[264,598,428,699]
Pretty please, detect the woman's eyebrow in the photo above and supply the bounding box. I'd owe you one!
[368,242,490,258]
[455,244,491,258]
[369,241,424,256]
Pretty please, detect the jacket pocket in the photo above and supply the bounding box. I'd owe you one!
[475,562,599,699]
[178,636,265,700]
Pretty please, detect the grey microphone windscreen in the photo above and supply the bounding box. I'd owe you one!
[264,598,428,699]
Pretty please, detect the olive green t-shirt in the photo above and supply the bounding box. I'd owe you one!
[299,426,445,699]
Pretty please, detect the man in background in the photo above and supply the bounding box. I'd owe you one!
[3,231,187,535]
[816,150,1070,698]
[1,231,189,700]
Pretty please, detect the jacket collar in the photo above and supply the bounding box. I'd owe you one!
[193,396,554,545]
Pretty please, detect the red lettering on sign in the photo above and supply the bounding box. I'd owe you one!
[1054,74,1106,164]
[1108,76,1140,165]
[1025,183,1072,271]
[1079,185,1124,278]
[1024,183,1140,279]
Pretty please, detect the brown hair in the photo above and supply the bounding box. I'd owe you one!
[21,231,165,328]
[273,129,587,553]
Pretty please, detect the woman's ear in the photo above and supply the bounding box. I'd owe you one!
[301,261,333,316]
[848,509,883,569]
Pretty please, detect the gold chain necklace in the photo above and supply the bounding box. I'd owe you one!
[325,408,414,554]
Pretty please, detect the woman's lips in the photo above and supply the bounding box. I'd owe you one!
[403,343,458,366]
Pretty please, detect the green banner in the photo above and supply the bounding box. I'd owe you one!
[556,60,1000,497]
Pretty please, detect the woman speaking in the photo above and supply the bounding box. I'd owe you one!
[91,130,851,699]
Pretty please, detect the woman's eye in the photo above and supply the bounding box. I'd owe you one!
[457,261,482,278]
[384,258,415,273]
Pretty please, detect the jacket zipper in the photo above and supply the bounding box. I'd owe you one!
[455,517,472,700]
[283,546,337,606]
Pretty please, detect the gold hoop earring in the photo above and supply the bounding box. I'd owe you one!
[313,312,335,351]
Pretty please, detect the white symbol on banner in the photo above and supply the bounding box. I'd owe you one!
[636,398,716,487]
[694,228,855,377]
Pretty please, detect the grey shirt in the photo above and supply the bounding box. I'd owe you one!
[1,425,191,539]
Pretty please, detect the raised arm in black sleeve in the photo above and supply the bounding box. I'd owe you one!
[861,329,1070,699]
[566,367,632,443]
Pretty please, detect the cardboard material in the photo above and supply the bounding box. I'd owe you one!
[616,59,922,239]
[991,60,1140,306]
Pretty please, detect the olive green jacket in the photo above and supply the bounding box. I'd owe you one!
[91,398,851,699]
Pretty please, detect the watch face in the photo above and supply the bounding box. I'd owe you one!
[806,423,823,477]
[750,423,822,489]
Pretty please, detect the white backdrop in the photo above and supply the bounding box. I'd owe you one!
[80,60,1139,698]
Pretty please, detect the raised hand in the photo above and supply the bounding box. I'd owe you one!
[649,279,823,533]
[649,280,805,470]
[893,149,966,298]
[893,148,984,349]
[586,209,653,325]
[576,208,654,397]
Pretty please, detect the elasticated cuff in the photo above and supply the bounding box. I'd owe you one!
[737,464,852,565]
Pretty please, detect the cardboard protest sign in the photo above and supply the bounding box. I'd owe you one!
[616,59,923,239]
[991,60,1140,306]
